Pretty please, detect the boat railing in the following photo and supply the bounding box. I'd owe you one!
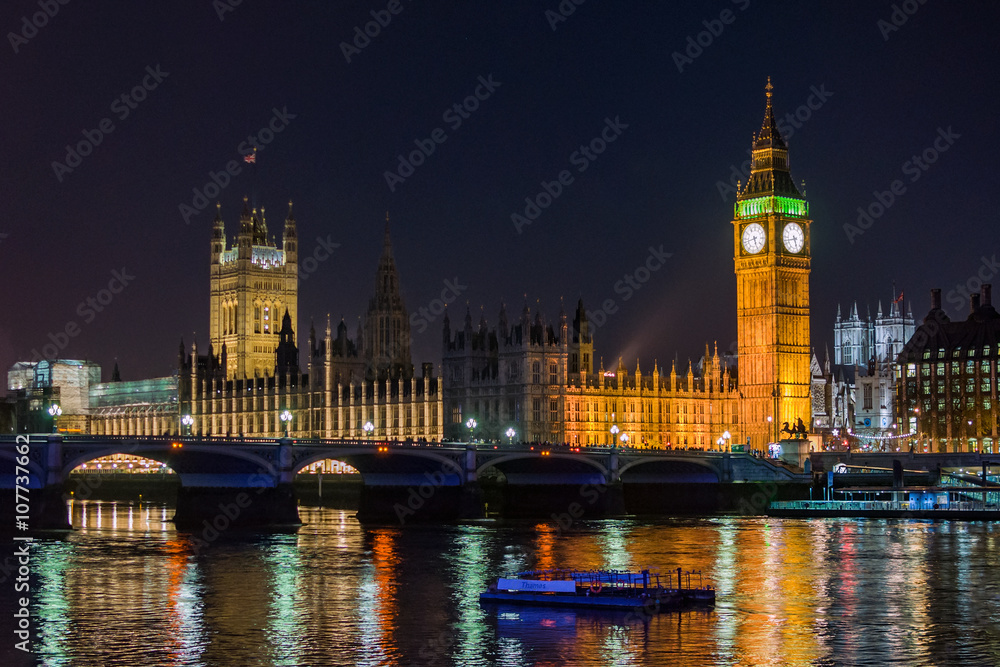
[769,499,1000,511]
[512,568,711,592]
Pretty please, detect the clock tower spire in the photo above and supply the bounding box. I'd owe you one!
[733,78,812,450]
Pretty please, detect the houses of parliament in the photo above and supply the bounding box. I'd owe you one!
[14,81,815,451]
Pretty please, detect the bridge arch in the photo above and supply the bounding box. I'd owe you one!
[61,443,279,485]
[618,457,721,483]
[0,448,46,489]
[292,447,465,485]
[477,452,611,484]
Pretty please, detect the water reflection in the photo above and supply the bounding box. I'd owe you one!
[10,504,1000,666]
[356,529,400,666]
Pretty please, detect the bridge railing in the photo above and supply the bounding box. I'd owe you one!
[1,434,775,460]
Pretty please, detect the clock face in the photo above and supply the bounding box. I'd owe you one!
[782,222,804,253]
[741,223,765,254]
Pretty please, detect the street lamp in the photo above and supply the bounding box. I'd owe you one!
[505,427,515,445]
[620,433,629,448]
[363,420,374,442]
[48,403,62,433]
[723,429,731,452]
[610,424,620,448]
[466,417,477,442]
[280,410,292,437]
[181,414,194,436]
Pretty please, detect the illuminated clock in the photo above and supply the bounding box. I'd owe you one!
[741,223,765,254]
[782,222,804,253]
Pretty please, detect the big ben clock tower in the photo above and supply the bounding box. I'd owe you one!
[733,78,812,450]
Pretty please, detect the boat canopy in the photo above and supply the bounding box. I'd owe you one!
[497,578,577,593]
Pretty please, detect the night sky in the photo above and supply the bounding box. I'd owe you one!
[4,1,998,382]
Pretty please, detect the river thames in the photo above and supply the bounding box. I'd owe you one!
[4,501,1000,666]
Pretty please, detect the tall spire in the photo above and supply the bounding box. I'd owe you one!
[383,211,392,256]
[365,211,411,379]
[738,78,801,200]
[755,76,786,151]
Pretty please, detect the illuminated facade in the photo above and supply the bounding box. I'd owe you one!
[834,299,915,366]
[733,79,812,450]
[897,286,1000,452]
[178,213,441,440]
[210,198,298,379]
[87,211,442,440]
[442,300,738,447]
[810,298,917,442]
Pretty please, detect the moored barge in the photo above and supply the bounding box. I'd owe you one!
[480,568,714,612]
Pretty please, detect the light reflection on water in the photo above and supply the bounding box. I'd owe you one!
[6,501,1000,666]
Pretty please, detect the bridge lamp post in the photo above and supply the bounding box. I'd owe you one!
[181,414,194,437]
[466,418,477,443]
[280,410,292,438]
[610,424,620,448]
[723,430,731,453]
[620,433,629,448]
[47,404,62,433]
[363,420,374,443]
[505,427,515,446]
[717,436,725,450]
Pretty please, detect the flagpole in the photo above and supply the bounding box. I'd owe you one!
[251,146,258,211]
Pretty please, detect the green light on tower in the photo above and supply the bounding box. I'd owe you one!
[735,195,808,219]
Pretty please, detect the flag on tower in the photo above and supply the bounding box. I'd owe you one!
[894,290,904,303]
[244,148,257,164]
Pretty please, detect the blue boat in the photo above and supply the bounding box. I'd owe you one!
[479,568,715,612]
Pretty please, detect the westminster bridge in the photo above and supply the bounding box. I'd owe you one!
[2,434,811,529]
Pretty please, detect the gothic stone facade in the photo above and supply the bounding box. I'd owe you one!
[90,208,443,440]
[443,301,738,448]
